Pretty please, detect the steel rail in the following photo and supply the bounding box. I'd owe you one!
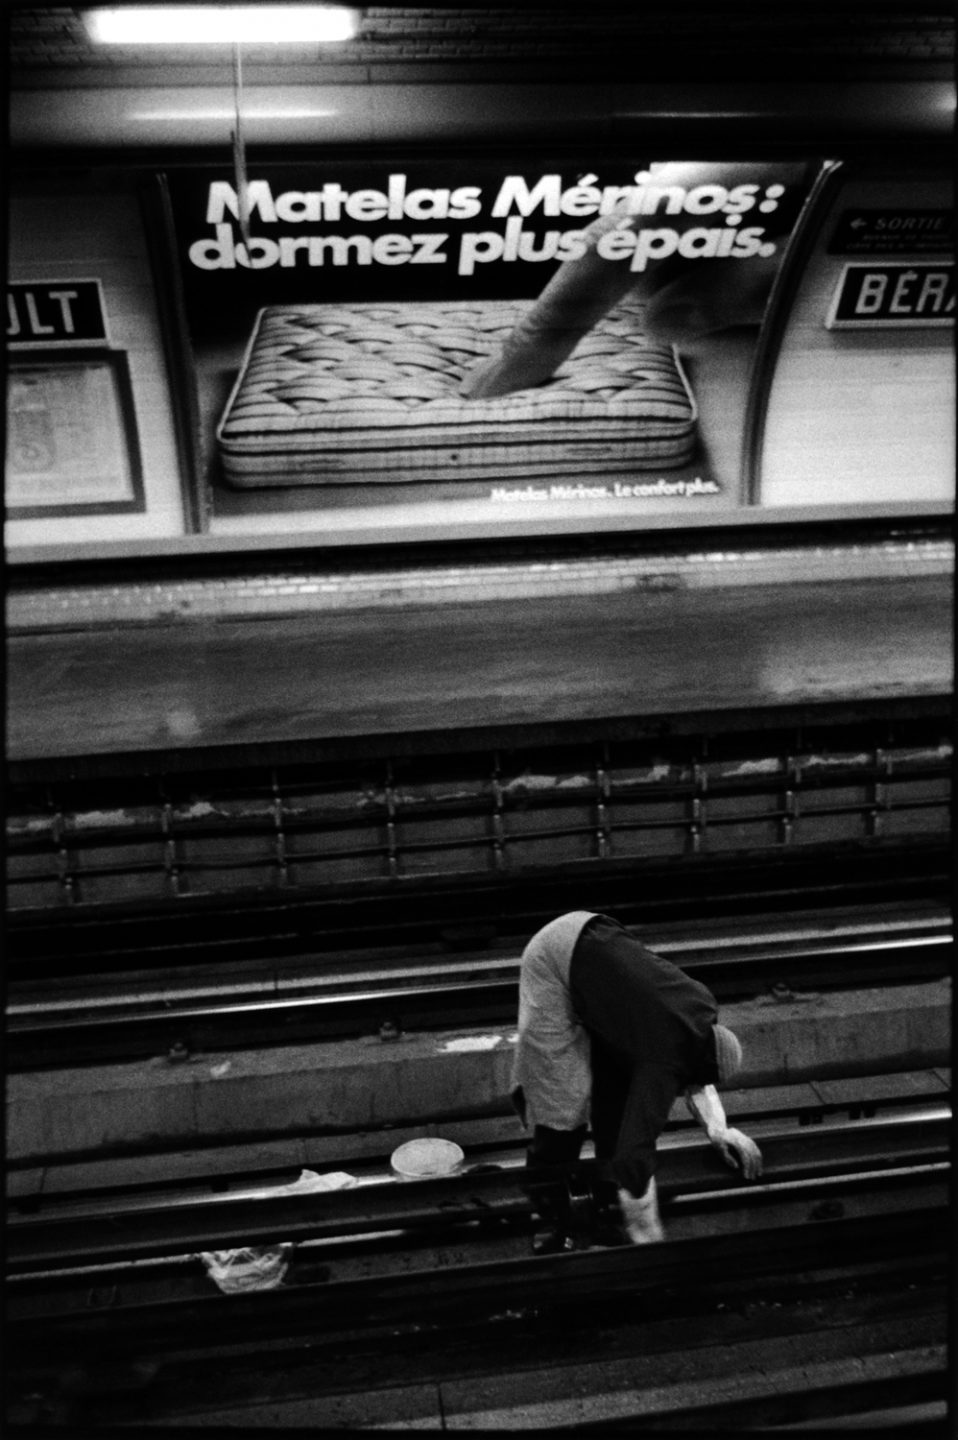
[12,896,948,993]
[7,1164,949,1300]
[5,926,951,1071]
[7,841,951,981]
[6,1112,950,1275]
[11,918,951,1009]
[4,1202,948,1363]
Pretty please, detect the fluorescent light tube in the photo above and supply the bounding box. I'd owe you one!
[84,6,360,45]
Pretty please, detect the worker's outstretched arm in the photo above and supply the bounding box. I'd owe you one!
[685,1084,763,1179]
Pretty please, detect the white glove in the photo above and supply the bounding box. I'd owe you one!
[712,1127,763,1180]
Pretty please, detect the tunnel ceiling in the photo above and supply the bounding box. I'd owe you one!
[7,3,956,86]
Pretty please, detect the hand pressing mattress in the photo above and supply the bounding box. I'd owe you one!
[216,297,698,487]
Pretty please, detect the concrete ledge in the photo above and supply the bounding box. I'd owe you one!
[6,981,950,1163]
[7,1070,950,1199]
[722,981,952,1087]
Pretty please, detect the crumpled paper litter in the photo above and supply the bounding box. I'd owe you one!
[200,1169,357,1293]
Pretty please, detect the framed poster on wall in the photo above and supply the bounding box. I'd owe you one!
[6,349,146,518]
[166,157,821,539]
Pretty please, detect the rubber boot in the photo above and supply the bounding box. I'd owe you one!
[526,1178,576,1254]
[524,1126,587,1254]
[618,1177,665,1245]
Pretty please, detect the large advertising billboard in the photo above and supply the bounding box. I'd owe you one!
[168,158,819,531]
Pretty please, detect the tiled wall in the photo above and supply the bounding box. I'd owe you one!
[7,538,953,631]
[760,175,956,508]
[6,184,187,549]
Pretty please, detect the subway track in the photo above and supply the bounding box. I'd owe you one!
[5,1104,951,1272]
[4,1102,951,1431]
[7,837,951,983]
[6,833,953,1424]
[6,900,952,1070]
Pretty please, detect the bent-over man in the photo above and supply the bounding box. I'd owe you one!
[512,910,763,1247]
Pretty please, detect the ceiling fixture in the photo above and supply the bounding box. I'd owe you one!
[83,6,361,46]
[83,6,360,252]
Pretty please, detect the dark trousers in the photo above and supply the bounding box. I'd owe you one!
[569,916,683,1196]
[526,1051,661,1198]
